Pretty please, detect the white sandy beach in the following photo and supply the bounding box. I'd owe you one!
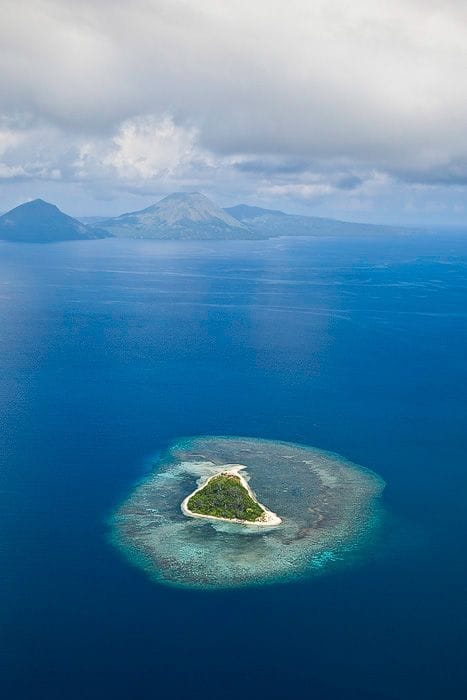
[181,464,282,527]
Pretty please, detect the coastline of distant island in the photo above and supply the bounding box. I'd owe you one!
[0,192,417,243]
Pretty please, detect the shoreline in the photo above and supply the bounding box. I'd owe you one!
[181,464,282,527]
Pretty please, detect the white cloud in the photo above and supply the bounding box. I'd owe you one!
[259,184,335,200]
[0,163,26,179]
[102,116,199,180]
[1,0,467,222]
[0,127,24,156]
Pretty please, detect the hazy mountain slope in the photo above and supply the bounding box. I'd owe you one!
[226,204,407,237]
[77,216,109,225]
[100,192,257,240]
[0,199,110,243]
[3,195,415,243]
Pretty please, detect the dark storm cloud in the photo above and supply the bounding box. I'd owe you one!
[334,175,364,191]
[394,163,467,187]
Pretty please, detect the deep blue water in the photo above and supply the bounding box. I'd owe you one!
[1,235,466,699]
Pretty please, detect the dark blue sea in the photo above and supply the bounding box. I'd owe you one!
[1,235,466,699]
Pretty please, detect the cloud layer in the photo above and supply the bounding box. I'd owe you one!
[1,0,467,222]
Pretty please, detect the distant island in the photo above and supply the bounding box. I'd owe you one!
[0,192,412,243]
[181,465,282,526]
[0,199,110,243]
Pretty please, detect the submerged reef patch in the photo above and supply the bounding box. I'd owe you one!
[109,436,385,589]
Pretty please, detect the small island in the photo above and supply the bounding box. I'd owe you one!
[181,465,282,526]
[111,437,385,589]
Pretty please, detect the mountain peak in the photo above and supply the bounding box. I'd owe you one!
[148,192,244,227]
[161,191,204,200]
[28,198,52,205]
[0,199,110,243]
[20,198,60,212]
[102,191,253,239]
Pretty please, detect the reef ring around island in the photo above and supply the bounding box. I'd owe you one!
[109,436,386,590]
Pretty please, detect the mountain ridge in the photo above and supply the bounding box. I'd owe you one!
[1,193,416,242]
[225,203,407,237]
[98,193,409,239]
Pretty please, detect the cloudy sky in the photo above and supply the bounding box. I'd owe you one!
[2,0,467,223]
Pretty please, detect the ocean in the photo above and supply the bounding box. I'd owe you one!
[1,234,466,699]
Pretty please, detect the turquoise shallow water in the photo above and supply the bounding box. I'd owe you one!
[111,436,385,589]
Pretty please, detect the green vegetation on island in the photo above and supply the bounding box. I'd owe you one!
[187,474,265,521]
